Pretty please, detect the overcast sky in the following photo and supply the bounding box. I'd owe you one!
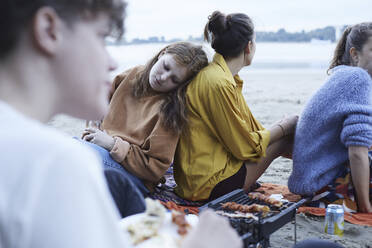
[123,0,371,40]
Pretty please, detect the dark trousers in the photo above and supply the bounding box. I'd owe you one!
[104,168,145,218]
[81,140,146,218]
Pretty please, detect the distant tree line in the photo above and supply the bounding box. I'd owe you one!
[256,26,337,42]
[108,26,346,45]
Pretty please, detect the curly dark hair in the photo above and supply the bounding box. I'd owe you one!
[0,0,126,59]
[204,10,254,59]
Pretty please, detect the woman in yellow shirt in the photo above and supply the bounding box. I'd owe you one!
[174,11,298,201]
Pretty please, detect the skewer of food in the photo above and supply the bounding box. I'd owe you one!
[248,192,283,208]
[215,210,259,221]
[221,202,271,213]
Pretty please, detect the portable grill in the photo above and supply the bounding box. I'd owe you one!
[199,189,309,248]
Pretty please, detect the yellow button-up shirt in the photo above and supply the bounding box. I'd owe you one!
[174,53,270,201]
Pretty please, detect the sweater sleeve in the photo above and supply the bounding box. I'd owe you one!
[111,124,179,183]
[340,68,372,148]
[341,111,372,147]
[109,137,130,162]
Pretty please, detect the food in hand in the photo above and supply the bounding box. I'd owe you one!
[171,211,190,236]
[125,199,194,247]
[127,198,166,245]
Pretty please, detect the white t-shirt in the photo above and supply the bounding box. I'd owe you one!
[0,102,130,248]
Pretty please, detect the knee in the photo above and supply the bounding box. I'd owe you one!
[104,168,146,218]
[104,168,131,189]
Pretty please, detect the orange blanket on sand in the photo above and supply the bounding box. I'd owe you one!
[161,183,372,226]
[297,207,372,227]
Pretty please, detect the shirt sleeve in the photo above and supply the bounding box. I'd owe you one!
[110,124,179,183]
[200,79,270,161]
[28,148,131,248]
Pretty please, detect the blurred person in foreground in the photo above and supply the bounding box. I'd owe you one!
[0,0,242,248]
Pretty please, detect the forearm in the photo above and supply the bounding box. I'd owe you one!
[268,124,285,145]
[348,146,372,212]
[109,139,163,181]
[109,136,130,161]
[268,115,298,145]
[123,145,170,182]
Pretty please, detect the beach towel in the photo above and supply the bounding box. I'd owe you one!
[150,167,372,225]
[257,184,372,227]
[304,162,372,213]
[295,164,372,227]
[149,166,204,214]
[297,207,372,227]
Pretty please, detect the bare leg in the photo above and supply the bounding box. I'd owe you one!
[243,135,293,191]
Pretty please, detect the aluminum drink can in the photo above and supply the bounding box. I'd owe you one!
[324,204,344,236]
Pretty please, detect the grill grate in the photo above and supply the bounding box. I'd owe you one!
[199,189,309,248]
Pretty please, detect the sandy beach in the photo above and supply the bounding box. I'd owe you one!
[48,64,372,248]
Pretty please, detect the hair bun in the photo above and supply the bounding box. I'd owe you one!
[204,11,255,58]
[207,11,227,36]
[225,15,232,28]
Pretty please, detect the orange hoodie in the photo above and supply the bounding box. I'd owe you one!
[102,66,179,190]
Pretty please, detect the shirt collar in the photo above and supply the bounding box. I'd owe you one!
[213,53,243,87]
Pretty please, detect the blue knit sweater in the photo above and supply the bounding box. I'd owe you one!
[288,65,372,195]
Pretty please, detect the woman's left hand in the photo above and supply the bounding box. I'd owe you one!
[82,127,115,151]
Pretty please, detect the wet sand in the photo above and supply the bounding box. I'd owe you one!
[49,69,372,248]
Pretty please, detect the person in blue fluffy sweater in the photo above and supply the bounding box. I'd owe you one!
[289,22,372,213]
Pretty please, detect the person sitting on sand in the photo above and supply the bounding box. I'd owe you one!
[81,42,208,212]
[289,22,372,213]
[173,10,298,202]
[0,0,141,246]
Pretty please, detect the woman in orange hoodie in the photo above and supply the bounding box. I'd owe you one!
[82,42,208,215]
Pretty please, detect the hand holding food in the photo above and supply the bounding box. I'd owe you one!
[123,198,196,247]
[181,210,243,248]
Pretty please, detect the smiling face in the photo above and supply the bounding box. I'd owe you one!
[148,53,190,92]
[54,13,117,120]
